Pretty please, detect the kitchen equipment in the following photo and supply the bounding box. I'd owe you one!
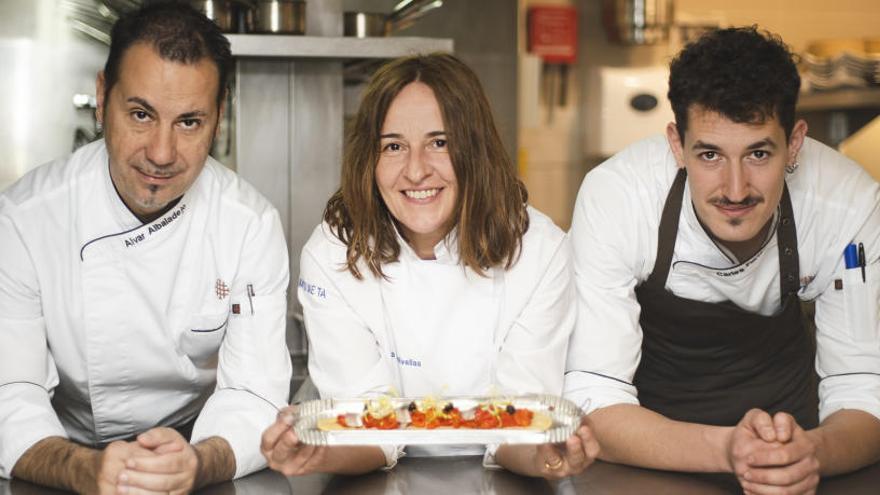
[527,5,578,123]
[103,0,140,14]
[343,0,443,38]
[189,0,255,33]
[63,0,117,45]
[802,38,880,90]
[602,0,674,45]
[343,12,387,38]
[585,65,674,157]
[253,0,306,35]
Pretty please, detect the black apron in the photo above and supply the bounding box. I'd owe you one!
[633,168,818,428]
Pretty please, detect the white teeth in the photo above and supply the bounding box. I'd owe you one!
[405,188,439,200]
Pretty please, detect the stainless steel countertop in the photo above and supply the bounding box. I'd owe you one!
[3,457,879,494]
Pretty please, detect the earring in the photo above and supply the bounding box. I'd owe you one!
[95,120,103,133]
[785,160,799,174]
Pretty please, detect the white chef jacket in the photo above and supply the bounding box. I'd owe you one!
[298,207,573,463]
[0,140,292,479]
[564,135,880,425]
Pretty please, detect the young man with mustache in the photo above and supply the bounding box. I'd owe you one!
[565,27,880,494]
[0,3,290,493]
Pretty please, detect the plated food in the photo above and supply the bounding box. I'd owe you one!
[319,396,551,431]
[294,394,582,446]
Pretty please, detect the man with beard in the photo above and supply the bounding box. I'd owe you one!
[565,27,880,494]
[0,2,291,493]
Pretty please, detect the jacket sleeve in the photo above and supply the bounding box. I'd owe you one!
[563,167,644,412]
[189,206,292,479]
[814,180,880,424]
[0,214,67,479]
[494,233,573,396]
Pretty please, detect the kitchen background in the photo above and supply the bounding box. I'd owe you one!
[1,0,878,392]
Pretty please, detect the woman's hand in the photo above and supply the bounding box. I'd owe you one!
[496,416,600,478]
[260,406,329,476]
[534,417,600,479]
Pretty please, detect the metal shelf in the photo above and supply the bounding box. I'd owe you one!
[798,88,880,112]
[228,34,454,59]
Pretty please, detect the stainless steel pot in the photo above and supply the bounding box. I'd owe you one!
[343,12,387,38]
[188,0,254,33]
[602,0,673,45]
[253,0,306,35]
[343,0,443,38]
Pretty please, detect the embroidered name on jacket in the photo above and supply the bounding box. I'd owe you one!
[298,278,326,298]
[390,351,421,368]
[124,204,187,248]
[713,249,763,277]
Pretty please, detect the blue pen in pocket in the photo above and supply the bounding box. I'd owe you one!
[842,243,872,341]
[844,243,859,270]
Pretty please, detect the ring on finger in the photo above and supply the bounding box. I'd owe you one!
[544,457,564,470]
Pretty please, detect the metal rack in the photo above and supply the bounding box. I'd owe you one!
[226,1,451,393]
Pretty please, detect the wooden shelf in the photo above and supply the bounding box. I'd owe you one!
[227,34,453,59]
[798,88,880,112]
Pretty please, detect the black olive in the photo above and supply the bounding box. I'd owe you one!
[408,401,417,412]
[506,404,516,415]
[443,403,454,414]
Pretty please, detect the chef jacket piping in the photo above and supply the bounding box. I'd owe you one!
[671,209,779,272]
[190,316,229,333]
[79,223,147,261]
[564,370,634,386]
[218,386,282,411]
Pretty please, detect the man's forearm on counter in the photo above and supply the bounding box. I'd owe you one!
[194,436,237,488]
[589,404,732,473]
[11,436,98,492]
[809,409,880,476]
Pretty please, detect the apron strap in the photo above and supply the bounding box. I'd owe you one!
[645,169,800,301]
[777,184,801,299]
[644,168,687,291]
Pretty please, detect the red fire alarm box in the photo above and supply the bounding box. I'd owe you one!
[527,5,578,64]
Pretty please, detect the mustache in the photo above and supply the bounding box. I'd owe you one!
[709,196,764,207]
[133,163,182,178]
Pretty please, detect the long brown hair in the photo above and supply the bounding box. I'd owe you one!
[324,53,528,279]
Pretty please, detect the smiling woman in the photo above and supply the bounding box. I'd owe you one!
[326,54,529,278]
[374,81,457,259]
[260,53,599,480]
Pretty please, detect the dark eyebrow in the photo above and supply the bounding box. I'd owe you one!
[126,97,208,120]
[746,138,777,150]
[178,111,208,120]
[127,97,157,115]
[691,140,720,151]
[379,131,446,139]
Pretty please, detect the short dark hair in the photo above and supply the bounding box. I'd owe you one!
[102,1,232,106]
[668,26,801,141]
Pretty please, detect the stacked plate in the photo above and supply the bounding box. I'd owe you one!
[802,38,880,91]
